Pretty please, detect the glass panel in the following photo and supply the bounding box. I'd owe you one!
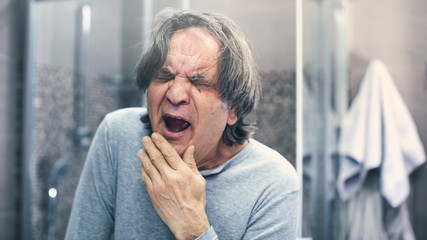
[299,0,427,239]
[300,0,348,239]
[28,1,297,239]
[30,1,142,239]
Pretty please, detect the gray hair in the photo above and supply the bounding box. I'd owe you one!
[136,8,261,146]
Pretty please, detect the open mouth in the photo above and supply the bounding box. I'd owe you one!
[163,115,191,132]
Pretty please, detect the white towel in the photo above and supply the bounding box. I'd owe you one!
[338,60,425,207]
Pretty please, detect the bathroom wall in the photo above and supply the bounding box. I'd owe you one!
[31,65,126,240]
[191,0,296,72]
[348,0,427,238]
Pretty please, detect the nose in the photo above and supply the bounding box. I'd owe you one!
[166,77,191,105]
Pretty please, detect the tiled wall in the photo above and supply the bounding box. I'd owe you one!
[255,71,296,164]
[31,65,76,240]
[31,64,140,239]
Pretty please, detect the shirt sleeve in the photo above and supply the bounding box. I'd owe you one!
[243,190,300,240]
[65,117,117,240]
[195,226,219,240]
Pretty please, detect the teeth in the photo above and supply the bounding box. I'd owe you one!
[164,116,191,132]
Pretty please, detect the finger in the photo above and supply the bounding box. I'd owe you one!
[142,136,174,173]
[182,145,199,174]
[150,132,184,170]
[140,165,153,189]
[138,149,162,182]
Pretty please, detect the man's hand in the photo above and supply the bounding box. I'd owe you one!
[138,132,210,240]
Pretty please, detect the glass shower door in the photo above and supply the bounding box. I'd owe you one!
[28,1,142,239]
[299,0,349,239]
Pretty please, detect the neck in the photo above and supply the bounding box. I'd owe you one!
[196,140,248,171]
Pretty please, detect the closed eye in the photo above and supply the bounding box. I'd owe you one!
[188,74,212,87]
[156,68,176,81]
[156,68,214,89]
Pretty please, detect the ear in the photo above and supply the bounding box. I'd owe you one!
[227,108,238,126]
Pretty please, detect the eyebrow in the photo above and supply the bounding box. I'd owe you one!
[159,67,172,74]
[157,67,176,79]
[188,74,206,82]
[157,67,209,83]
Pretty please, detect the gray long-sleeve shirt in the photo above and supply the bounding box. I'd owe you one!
[65,108,300,239]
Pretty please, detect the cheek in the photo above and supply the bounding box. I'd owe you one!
[147,85,157,103]
[200,107,229,134]
[147,85,164,110]
[146,90,155,114]
[146,87,164,128]
[199,95,230,124]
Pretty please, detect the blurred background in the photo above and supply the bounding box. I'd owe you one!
[0,0,426,239]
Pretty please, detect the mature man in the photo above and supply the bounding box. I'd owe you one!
[66,8,299,240]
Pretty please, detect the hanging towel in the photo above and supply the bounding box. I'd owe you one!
[341,171,416,240]
[338,60,426,207]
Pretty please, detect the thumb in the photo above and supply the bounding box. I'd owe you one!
[183,145,199,174]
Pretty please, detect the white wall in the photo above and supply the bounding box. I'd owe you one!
[349,1,427,238]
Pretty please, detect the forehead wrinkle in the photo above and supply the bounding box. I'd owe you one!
[166,27,221,79]
[165,51,219,79]
[169,28,220,59]
[189,52,218,76]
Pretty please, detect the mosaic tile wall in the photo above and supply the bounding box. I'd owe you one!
[255,70,296,165]
[32,65,140,240]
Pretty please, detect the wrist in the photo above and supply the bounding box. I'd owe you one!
[174,219,210,240]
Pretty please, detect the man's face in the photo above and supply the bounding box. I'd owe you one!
[147,27,237,165]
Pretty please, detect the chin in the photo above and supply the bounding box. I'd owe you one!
[153,123,189,157]
[171,144,186,157]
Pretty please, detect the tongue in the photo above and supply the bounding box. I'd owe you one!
[164,116,190,132]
